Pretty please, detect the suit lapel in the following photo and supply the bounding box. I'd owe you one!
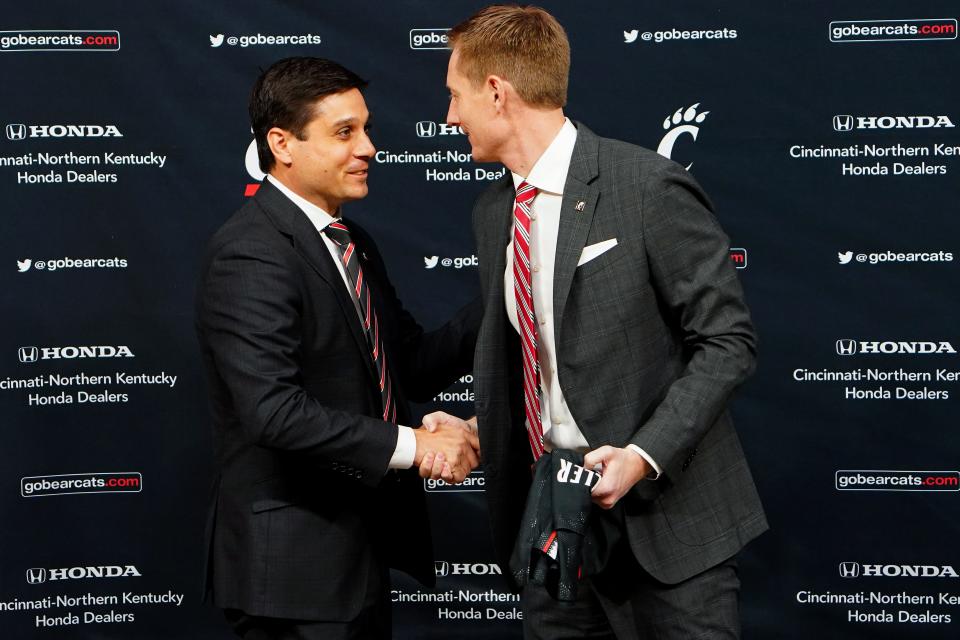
[481,179,516,307]
[254,180,379,386]
[553,124,600,337]
[475,177,515,414]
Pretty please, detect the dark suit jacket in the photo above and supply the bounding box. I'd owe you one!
[195,179,479,620]
[472,123,767,586]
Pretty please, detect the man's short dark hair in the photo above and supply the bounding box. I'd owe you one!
[249,57,367,172]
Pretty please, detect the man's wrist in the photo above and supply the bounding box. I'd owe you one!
[389,425,417,469]
[626,444,661,480]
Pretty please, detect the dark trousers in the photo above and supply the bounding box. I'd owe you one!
[521,543,740,640]
[223,560,391,640]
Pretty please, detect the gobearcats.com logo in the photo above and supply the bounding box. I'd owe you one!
[829,19,957,44]
[410,29,449,50]
[0,30,120,52]
[21,472,142,498]
[657,103,709,170]
[424,255,478,269]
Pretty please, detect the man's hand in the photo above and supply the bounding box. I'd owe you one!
[413,412,479,484]
[582,445,650,510]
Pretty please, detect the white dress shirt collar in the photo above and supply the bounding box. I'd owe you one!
[266,174,339,233]
[510,118,578,196]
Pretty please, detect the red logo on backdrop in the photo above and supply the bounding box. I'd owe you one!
[244,136,264,196]
[729,248,747,269]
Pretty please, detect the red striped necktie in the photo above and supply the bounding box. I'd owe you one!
[324,220,396,423]
[513,181,544,460]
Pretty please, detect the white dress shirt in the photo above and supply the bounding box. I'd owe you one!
[267,176,416,469]
[502,121,661,476]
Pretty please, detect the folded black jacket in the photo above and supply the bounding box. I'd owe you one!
[509,449,621,601]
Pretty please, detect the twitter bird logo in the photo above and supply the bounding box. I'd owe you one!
[210,34,225,48]
[838,251,853,265]
[17,259,31,272]
[624,30,639,43]
[424,256,439,269]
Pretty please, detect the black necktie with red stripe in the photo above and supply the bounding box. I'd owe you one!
[323,220,396,423]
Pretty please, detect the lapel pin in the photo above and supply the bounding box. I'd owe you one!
[575,200,586,212]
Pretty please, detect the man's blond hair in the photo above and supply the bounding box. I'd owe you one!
[449,5,569,109]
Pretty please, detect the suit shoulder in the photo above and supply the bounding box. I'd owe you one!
[201,200,292,272]
[596,134,703,198]
[207,199,278,250]
[596,135,681,175]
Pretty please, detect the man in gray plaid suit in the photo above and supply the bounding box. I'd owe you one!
[429,5,768,638]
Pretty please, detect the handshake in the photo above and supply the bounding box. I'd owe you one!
[412,411,480,484]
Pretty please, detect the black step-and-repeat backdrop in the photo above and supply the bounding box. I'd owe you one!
[2,1,959,637]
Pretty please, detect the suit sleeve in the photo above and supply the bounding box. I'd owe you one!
[628,162,757,480]
[396,296,482,403]
[197,237,397,485]
[350,226,482,404]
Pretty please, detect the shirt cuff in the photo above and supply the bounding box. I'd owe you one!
[389,425,417,470]
[626,444,662,480]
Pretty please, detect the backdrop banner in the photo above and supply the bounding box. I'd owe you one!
[1,1,958,638]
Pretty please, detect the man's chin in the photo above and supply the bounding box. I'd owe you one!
[347,185,369,202]
[469,147,491,163]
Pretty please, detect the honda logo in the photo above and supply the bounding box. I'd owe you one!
[836,339,857,356]
[26,568,47,584]
[18,347,38,363]
[434,561,449,577]
[6,124,26,141]
[833,115,854,132]
[416,121,437,138]
[839,562,861,578]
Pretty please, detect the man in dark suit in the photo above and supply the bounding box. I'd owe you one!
[195,57,481,639]
[431,6,768,638]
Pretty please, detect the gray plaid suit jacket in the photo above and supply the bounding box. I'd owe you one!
[472,122,768,586]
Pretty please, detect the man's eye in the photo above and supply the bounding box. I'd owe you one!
[337,128,351,137]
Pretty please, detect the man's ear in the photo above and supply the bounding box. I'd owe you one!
[267,127,294,166]
[488,75,507,111]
